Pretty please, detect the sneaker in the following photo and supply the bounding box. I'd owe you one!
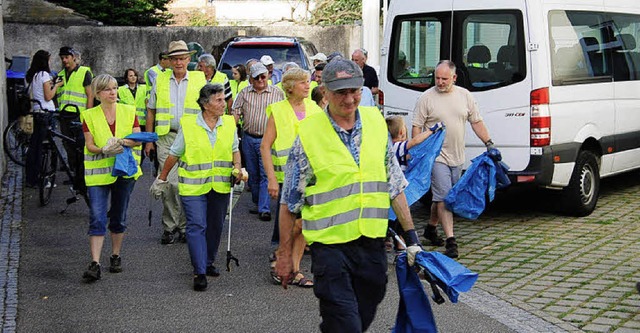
[82,261,101,281]
[193,274,208,291]
[44,180,57,189]
[259,212,271,221]
[422,225,444,246]
[161,231,175,245]
[109,254,122,273]
[249,205,259,215]
[176,230,187,244]
[206,265,220,277]
[444,237,459,258]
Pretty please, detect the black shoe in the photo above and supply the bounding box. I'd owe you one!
[63,179,73,185]
[176,230,187,243]
[423,225,445,246]
[249,205,259,214]
[161,231,175,245]
[83,261,101,281]
[206,265,220,277]
[444,237,459,258]
[193,274,208,291]
[259,212,271,221]
[109,255,122,273]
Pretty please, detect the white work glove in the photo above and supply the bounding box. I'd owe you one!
[404,229,423,266]
[150,177,169,199]
[101,137,124,155]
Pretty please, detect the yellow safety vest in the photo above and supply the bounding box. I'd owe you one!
[267,99,322,183]
[83,104,142,186]
[154,71,207,136]
[208,71,227,85]
[144,65,172,92]
[230,80,249,100]
[178,115,236,196]
[58,66,92,113]
[309,81,318,99]
[117,84,148,126]
[298,106,389,245]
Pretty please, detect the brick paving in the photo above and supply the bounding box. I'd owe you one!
[413,171,640,333]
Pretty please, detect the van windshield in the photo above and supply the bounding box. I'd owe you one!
[388,10,526,92]
[219,46,306,72]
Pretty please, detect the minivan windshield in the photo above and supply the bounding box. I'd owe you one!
[388,10,526,92]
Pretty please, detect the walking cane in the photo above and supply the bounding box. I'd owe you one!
[148,149,158,227]
[226,174,240,272]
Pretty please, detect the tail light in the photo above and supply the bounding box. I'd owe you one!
[530,87,550,147]
[377,90,384,111]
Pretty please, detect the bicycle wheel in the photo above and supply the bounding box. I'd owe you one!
[3,118,30,166]
[39,145,58,206]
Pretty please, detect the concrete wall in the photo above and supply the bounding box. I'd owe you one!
[3,24,362,77]
[1,1,7,176]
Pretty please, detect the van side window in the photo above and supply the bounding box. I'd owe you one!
[388,13,448,91]
[548,10,632,85]
[457,11,526,91]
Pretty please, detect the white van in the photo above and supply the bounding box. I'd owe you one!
[379,0,640,216]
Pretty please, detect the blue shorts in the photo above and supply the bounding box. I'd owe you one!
[431,162,462,202]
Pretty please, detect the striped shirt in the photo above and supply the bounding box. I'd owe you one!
[208,74,233,102]
[232,85,284,137]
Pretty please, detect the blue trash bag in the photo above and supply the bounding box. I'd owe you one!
[393,252,438,333]
[415,251,479,303]
[389,129,445,220]
[495,160,511,190]
[112,132,159,177]
[443,152,497,220]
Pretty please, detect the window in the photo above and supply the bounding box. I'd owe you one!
[388,13,449,91]
[610,13,640,81]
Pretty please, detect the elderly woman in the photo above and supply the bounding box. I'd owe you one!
[82,74,142,282]
[198,53,233,111]
[156,84,241,291]
[260,68,322,287]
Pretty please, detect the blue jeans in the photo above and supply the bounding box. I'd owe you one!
[310,237,388,333]
[181,190,229,274]
[87,177,136,236]
[242,134,270,213]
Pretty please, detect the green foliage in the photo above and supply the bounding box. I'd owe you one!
[310,0,362,25]
[187,10,217,27]
[49,0,173,26]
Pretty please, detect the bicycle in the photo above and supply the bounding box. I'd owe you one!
[3,115,31,166]
[29,101,89,211]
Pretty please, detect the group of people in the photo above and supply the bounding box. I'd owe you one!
[23,38,498,332]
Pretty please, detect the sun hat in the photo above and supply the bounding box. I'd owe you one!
[322,58,364,91]
[260,55,275,66]
[310,53,327,62]
[250,63,269,78]
[166,40,196,58]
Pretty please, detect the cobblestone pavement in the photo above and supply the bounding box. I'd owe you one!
[0,161,22,332]
[413,171,640,333]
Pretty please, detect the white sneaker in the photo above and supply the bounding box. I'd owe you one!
[44,180,57,189]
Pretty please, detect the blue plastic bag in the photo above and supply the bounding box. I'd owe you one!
[415,251,479,303]
[111,132,159,177]
[389,129,445,220]
[443,152,497,220]
[393,253,438,333]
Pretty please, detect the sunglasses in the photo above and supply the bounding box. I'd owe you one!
[254,74,268,80]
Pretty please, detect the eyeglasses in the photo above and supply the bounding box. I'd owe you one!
[170,56,190,62]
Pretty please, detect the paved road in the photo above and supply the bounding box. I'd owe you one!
[3,160,639,332]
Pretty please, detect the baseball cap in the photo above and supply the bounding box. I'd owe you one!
[59,46,75,56]
[260,55,275,66]
[326,52,344,63]
[322,58,364,91]
[250,63,269,78]
[310,53,327,62]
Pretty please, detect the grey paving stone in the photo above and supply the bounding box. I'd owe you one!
[581,323,614,332]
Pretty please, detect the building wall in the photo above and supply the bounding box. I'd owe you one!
[3,24,361,77]
[0,1,7,176]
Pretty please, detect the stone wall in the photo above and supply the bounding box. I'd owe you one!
[3,24,362,77]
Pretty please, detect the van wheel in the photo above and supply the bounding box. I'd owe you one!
[562,151,600,216]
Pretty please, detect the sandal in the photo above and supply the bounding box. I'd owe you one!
[289,271,313,288]
[269,252,281,284]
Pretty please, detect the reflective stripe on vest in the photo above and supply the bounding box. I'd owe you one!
[298,106,389,245]
[118,85,148,125]
[177,114,236,196]
[268,98,322,183]
[83,104,142,186]
[154,71,207,136]
[58,66,92,113]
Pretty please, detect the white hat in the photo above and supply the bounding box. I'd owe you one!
[260,55,275,66]
[310,53,327,62]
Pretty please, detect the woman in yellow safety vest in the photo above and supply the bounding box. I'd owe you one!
[230,64,248,100]
[153,84,242,292]
[117,68,148,130]
[81,74,143,282]
[260,68,322,288]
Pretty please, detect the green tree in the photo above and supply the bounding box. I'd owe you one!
[310,0,361,25]
[50,0,173,26]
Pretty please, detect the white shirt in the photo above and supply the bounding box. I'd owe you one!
[30,71,55,111]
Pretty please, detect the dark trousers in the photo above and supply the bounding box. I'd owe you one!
[25,116,48,186]
[59,115,82,172]
[310,237,388,333]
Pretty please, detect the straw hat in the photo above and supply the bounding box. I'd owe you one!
[166,40,196,58]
